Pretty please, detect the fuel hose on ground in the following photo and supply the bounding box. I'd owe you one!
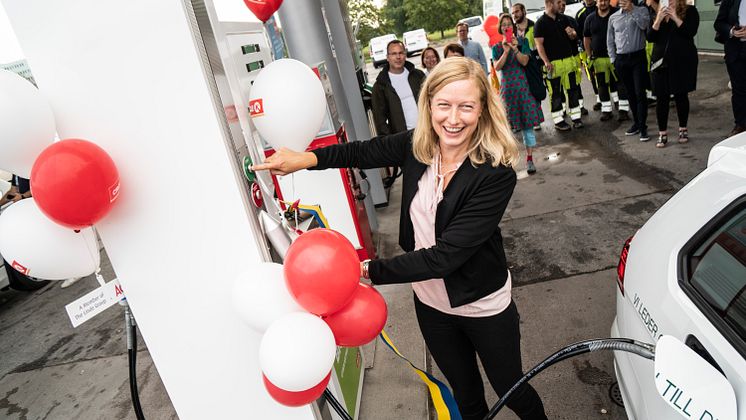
[483,338,655,420]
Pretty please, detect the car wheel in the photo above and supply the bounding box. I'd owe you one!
[5,263,49,291]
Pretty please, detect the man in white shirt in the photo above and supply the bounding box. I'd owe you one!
[371,40,426,186]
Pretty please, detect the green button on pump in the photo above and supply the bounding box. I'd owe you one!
[243,155,256,182]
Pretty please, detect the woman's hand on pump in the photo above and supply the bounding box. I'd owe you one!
[251,148,318,176]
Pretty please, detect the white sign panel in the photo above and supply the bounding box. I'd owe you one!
[654,335,737,420]
[65,279,125,328]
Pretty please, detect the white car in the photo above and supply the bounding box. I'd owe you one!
[369,33,397,69]
[516,0,585,24]
[611,133,746,419]
[403,29,428,57]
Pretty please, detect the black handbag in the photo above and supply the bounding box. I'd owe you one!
[524,49,547,102]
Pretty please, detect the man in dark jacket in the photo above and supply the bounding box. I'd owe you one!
[371,40,426,186]
[715,0,746,137]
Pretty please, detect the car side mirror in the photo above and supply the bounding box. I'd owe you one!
[654,336,737,420]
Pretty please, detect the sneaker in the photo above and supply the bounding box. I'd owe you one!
[555,121,572,131]
[581,107,589,116]
[527,160,536,174]
[572,120,584,129]
[533,125,542,131]
[600,112,613,121]
[640,129,650,142]
[61,277,83,289]
[656,133,668,148]
[678,129,689,143]
[617,110,630,122]
[625,125,640,136]
[593,102,602,111]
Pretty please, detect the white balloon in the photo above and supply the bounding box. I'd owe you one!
[259,312,336,392]
[0,199,100,280]
[232,262,304,332]
[248,59,327,152]
[0,70,56,178]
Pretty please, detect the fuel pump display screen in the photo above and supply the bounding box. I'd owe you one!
[241,44,260,54]
[246,60,264,72]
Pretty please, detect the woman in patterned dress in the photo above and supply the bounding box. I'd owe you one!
[492,14,544,174]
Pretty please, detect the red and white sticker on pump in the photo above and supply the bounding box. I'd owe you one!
[249,98,264,117]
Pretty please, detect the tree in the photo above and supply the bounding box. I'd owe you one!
[347,0,386,45]
[403,0,469,38]
[382,0,407,36]
[465,0,483,17]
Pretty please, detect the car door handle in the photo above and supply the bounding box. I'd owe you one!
[684,334,725,376]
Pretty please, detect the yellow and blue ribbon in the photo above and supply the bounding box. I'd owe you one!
[379,330,462,420]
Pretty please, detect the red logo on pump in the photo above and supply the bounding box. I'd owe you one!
[115,284,124,297]
[249,99,264,117]
[11,261,29,275]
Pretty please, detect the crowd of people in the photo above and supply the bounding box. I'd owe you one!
[370,0,745,175]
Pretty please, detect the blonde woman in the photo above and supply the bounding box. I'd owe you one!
[254,58,547,420]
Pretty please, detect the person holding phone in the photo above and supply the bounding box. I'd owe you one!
[646,0,699,147]
[714,0,746,137]
[493,14,544,174]
[253,57,547,420]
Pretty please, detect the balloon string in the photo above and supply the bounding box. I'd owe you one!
[85,226,103,285]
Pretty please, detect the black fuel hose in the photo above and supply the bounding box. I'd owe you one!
[483,338,655,420]
[125,305,146,420]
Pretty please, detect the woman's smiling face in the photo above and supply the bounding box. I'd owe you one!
[430,78,482,154]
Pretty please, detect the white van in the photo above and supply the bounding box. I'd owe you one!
[369,34,397,69]
[403,29,428,57]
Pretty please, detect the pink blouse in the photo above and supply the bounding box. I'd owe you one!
[409,153,512,317]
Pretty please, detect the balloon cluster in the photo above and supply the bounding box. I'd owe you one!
[232,229,387,407]
[0,70,119,280]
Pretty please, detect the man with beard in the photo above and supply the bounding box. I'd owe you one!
[535,0,584,130]
[584,0,630,121]
[512,3,537,49]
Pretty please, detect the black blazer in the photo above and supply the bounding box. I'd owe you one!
[714,0,744,60]
[311,130,517,308]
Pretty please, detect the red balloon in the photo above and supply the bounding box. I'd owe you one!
[484,15,504,47]
[284,229,359,316]
[243,0,283,22]
[31,139,120,230]
[263,371,330,407]
[324,283,388,347]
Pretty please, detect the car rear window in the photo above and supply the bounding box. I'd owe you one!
[684,203,746,350]
[461,17,481,27]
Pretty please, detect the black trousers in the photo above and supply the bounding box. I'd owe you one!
[615,50,649,131]
[414,296,547,420]
[651,71,690,131]
[725,41,746,127]
[597,71,627,103]
[549,73,581,121]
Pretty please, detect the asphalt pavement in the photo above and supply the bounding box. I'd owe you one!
[0,54,735,419]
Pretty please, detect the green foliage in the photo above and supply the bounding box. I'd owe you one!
[402,0,469,37]
[465,0,483,17]
[382,0,407,36]
[347,0,386,45]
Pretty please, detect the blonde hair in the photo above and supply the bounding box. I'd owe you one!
[412,57,519,168]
